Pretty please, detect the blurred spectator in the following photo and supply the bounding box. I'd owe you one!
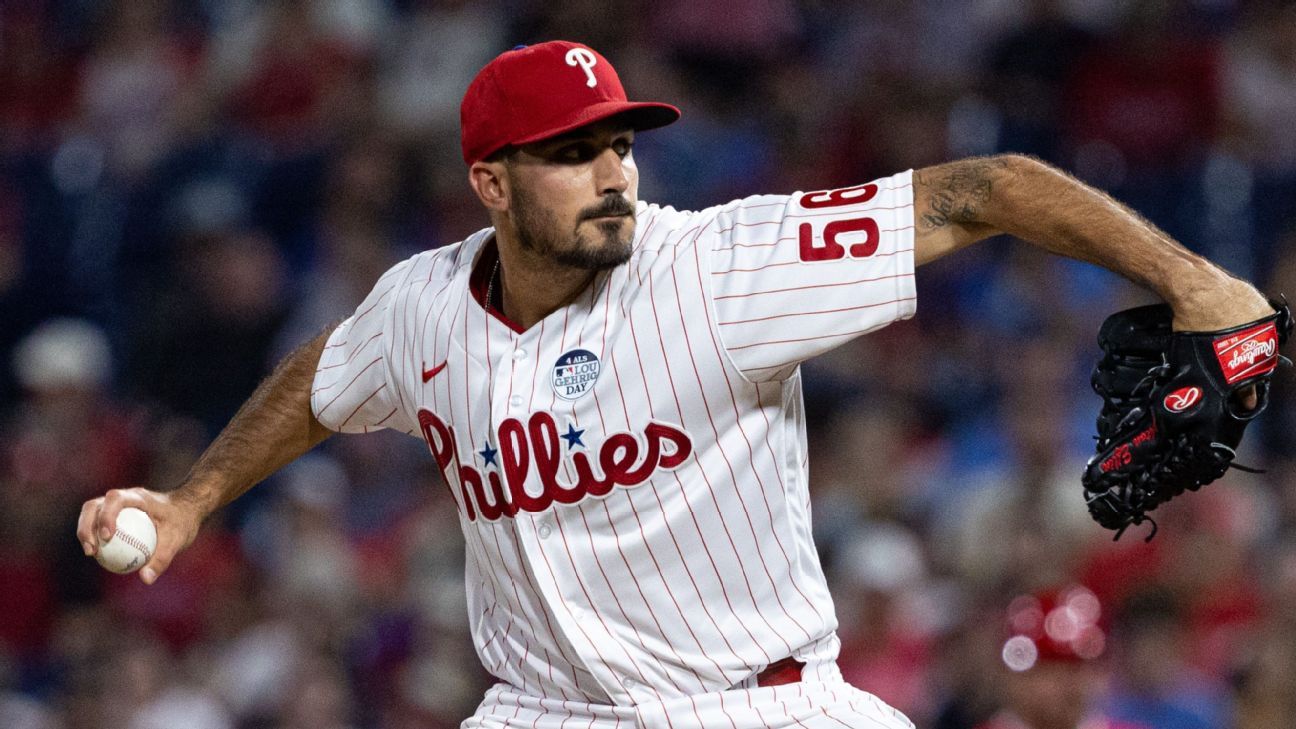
[976,586,1147,729]
[1103,587,1230,729]
[1062,2,1220,177]
[377,1,503,140]
[0,320,144,661]
[78,1,200,180]
[0,5,81,155]
[834,522,941,725]
[207,0,377,151]
[985,0,1091,160]
[127,223,288,431]
[1221,3,1296,177]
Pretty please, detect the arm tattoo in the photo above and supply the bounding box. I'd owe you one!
[915,157,1009,230]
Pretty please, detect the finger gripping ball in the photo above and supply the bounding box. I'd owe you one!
[95,507,157,574]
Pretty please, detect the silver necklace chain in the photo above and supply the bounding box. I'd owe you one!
[484,258,501,314]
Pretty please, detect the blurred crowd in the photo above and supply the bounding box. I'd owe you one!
[3,1,1296,728]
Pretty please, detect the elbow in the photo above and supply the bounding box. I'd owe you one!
[988,152,1052,181]
[979,153,1060,219]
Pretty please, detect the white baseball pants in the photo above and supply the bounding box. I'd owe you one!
[462,680,915,729]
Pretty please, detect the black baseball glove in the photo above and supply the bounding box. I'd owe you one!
[1083,298,1292,540]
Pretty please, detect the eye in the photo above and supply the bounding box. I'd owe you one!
[557,143,594,163]
[613,139,634,158]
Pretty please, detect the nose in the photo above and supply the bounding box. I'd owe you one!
[593,147,629,196]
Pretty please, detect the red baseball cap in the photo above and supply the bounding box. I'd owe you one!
[460,41,681,165]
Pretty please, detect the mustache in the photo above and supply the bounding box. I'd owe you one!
[580,196,634,221]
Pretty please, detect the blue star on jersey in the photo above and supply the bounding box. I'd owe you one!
[479,441,498,467]
[561,423,585,449]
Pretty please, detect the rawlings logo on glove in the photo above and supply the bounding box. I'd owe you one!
[1082,299,1292,540]
[1216,324,1279,383]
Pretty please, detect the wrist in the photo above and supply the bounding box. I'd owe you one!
[169,477,224,524]
[1168,273,1271,331]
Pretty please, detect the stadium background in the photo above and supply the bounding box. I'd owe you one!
[2,1,1296,727]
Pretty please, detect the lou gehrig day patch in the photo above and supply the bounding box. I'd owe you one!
[1214,322,1279,384]
[553,349,600,400]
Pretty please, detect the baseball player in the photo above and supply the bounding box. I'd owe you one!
[77,41,1279,728]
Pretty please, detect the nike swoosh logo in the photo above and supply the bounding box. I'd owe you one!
[421,360,448,383]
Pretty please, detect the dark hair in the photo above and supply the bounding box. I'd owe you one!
[484,146,517,164]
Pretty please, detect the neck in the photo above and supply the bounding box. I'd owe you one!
[494,233,599,330]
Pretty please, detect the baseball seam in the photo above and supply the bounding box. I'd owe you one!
[115,528,153,559]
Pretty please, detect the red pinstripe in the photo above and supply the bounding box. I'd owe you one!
[339,383,386,428]
[596,258,736,685]
[317,330,383,371]
[706,180,914,220]
[430,272,477,523]
[527,515,637,698]
[551,307,579,485]
[520,312,649,700]
[726,308,915,351]
[686,227,822,624]
[315,357,381,413]
[643,264,789,657]
[470,348,540,702]
[657,254,813,645]
[712,246,913,276]
[490,288,590,701]
[405,258,457,416]
[820,707,858,728]
[491,613,516,684]
[547,515,659,696]
[714,224,914,252]
[510,696,524,725]
[561,271,693,693]
[454,266,580,700]
[713,272,913,301]
[349,288,388,326]
[714,689,741,729]
[622,291,758,660]
[688,694,733,729]
[712,200,914,234]
[498,325,592,700]
[719,296,917,327]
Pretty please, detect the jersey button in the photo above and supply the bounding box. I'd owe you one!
[512,348,527,361]
[537,521,552,539]
[509,395,524,408]
[624,678,639,692]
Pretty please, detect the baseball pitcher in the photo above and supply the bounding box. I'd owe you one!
[77,41,1285,728]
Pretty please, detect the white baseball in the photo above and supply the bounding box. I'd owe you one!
[95,507,157,574]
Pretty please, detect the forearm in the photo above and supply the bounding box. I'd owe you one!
[913,155,1272,329]
[173,329,333,519]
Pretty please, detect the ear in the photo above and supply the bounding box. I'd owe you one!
[468,161,510,213]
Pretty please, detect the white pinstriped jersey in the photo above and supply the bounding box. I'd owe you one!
[311,170,916,707]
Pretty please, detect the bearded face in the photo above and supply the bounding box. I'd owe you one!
[499,121,640,272]
[511,180,636,271]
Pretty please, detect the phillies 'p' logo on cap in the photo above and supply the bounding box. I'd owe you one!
[459,41,681,165]
[565,48,599,87]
